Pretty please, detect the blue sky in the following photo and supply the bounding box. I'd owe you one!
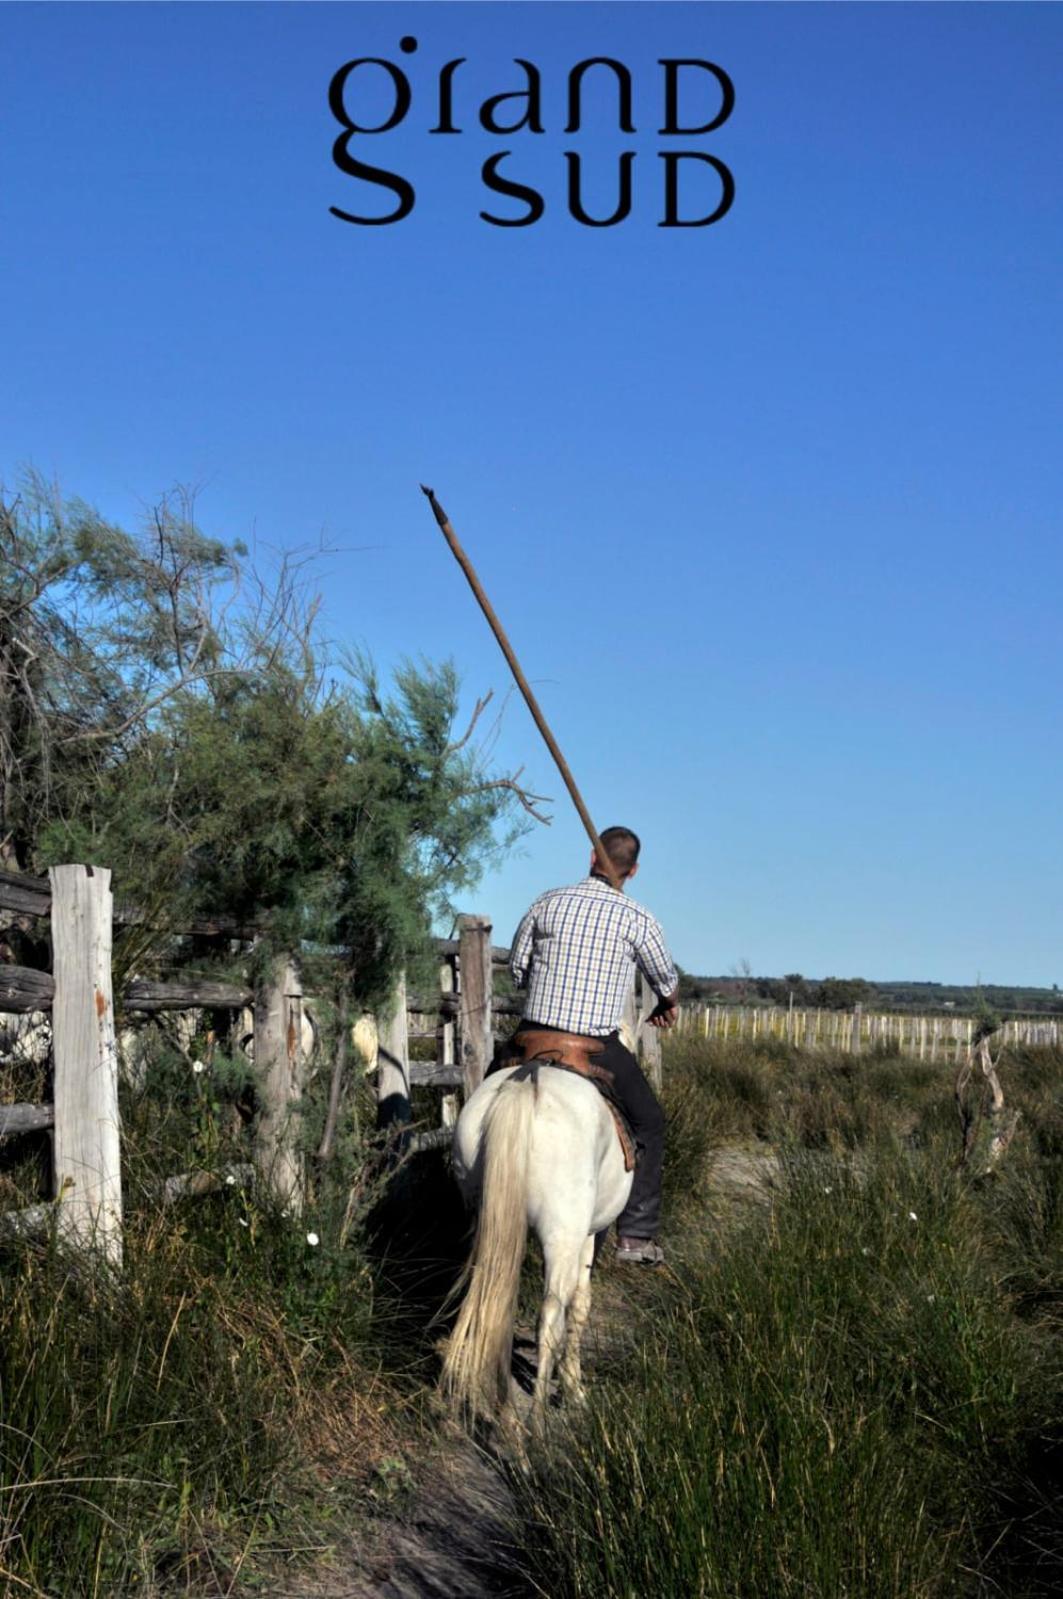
[2,3,1060,984]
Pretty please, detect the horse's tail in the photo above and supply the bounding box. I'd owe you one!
[441,1076,535,1421]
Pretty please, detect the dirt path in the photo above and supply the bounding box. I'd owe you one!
[303,1440,525,1599]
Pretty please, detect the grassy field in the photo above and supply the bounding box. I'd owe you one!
[508,1036,1063,1598]
[2,1029,1062,1595]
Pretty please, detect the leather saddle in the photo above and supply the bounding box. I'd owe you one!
[509,1028,636,1172]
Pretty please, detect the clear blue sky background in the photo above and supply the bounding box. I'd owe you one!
[3,3,1060,985]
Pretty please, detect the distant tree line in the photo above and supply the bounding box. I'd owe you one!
[678,971,873,1011]
[677,969,1062,1016]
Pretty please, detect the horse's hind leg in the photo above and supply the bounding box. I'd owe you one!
[532,1234,585,1422]
[560,1233,595,1406]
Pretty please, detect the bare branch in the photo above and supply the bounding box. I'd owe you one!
[445,691,494,756]
[461,766,553,823]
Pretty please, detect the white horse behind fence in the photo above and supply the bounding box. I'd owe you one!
[442,1062,632,1425]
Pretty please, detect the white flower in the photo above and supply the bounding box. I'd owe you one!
[926,1294,936,1304]
[823,1186,832,1195]
[861,1247,871,1256]
[238,1217,249,1228]
[192,1061,205,1075]
[306,1231,320,1247]
[908,1211,918,1222]
[225,1174,236,1186]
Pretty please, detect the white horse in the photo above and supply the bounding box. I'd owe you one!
[442,1062,632,1425]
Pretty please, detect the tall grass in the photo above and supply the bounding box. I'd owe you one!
[0,1027,406,1596]
[510,1040,1063,1598]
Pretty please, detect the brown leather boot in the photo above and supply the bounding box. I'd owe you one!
[615,1236,665,1265]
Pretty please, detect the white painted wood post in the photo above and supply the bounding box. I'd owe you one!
[637,970,663,1093]
[438,957,459,1130]
[253,955,305,1210]
[850,1004,862,1055]
[50,864,122,1265]
[621,980,638,1053]
[458,915,492,1099]
[377,971,411,1130]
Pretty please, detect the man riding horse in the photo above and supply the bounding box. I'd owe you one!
[499,824,679,1265]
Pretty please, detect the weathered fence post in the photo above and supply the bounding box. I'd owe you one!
[253,955,305,1210]
[458,915,492,1098]
[956,1030,1020,1174]
[49,864,122,1265]
[377,971,411,1131]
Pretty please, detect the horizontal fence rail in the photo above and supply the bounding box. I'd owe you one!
[0,867,259,939]
[0,1103,55,1136]
[0,969,253,1015]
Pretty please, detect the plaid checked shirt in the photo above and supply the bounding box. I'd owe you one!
[509,875,679,1037]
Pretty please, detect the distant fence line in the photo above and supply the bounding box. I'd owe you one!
[675,1003,1063,1058]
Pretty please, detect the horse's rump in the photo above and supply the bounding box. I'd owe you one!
[508,1029,637,1172]
[444,1067,632,1424]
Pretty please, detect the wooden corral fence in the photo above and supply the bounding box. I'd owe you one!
[0,869,665,1263]
[401,914,664,1153]
[676,1002,1063,1060]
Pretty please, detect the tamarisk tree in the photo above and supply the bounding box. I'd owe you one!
[1,474,543,1001]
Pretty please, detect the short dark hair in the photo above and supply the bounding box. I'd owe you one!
[597,826,641,875]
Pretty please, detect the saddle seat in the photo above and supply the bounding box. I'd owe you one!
[510,1028,637,1172]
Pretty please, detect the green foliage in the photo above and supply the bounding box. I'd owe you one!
[1,476,236,870]
[972,987,1003,1044]
[815,974,873,1010]
[3,475,530,1006]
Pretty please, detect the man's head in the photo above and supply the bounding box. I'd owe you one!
[591,825,641,885]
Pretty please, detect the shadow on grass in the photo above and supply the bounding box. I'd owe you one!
[366,1145,473,1369]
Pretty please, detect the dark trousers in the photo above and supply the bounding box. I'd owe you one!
[492,1022,666,1241]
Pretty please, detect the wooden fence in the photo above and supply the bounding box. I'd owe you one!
[0,864,266,1261]
[0,868,664,1261]
[676,1002,1063,1060]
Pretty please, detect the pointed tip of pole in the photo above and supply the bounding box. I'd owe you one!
[420,483,450,531]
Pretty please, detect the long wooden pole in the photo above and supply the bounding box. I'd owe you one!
[420,485,621,890]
